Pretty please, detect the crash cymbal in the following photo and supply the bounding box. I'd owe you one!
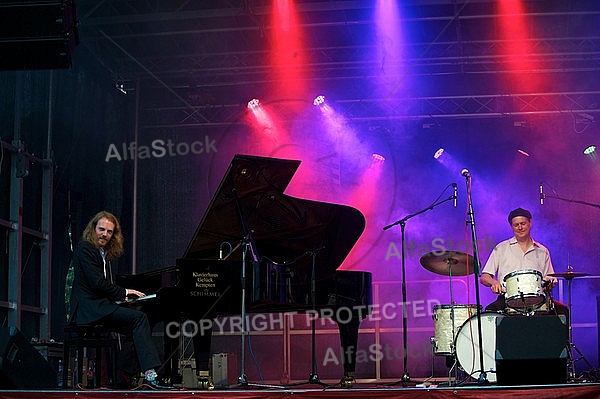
[419,250,475,276]
[548,271,591,280]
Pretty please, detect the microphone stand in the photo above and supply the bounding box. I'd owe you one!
[307,249,327,387]
[224,232,287,389]
[281,247,328,388]
[238,238,250,386]
[229,185,262,387]
[541,192,600,209]
[257,247,326,389]
[463,174,488,385]
[383,189,456,386]
[221,233,254,386]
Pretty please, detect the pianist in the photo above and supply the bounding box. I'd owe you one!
[67,210,166,389]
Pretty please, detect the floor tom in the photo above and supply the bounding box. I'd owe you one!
[431,304,480,356]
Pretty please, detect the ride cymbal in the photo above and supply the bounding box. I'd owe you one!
[419,250,475,276]
[548,271,591,280]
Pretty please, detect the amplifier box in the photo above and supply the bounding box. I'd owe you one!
[211,353,238,388]
[179,359,197,389]
[495,314,567,385]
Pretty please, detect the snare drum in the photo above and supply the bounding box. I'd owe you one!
[503,269,545,310]
[455,312,504,382]
[431,304,480,356]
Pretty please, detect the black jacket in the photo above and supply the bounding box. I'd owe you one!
[67,240,126,324]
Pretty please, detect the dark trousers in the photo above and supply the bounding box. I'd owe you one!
[485,294,568,316]
[100,306,162,374]
[485,294,570,341]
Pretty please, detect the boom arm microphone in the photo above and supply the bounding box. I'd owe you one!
[453,183,457,207]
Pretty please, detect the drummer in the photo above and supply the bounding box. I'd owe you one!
[480,207,567,316]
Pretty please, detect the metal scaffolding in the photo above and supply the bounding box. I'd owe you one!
[0,72,53,340]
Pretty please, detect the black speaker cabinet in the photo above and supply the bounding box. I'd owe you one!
[495,314,568,385]
[0,0,79,70]
[597,296,600,366]
[0,327,57,389]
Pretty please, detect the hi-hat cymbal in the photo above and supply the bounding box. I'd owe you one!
[419,250,475,276]
[548,271,591,280]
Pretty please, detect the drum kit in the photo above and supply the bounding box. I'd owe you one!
[420,250,593,383]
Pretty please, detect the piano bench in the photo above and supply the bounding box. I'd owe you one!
[62,324,119,389]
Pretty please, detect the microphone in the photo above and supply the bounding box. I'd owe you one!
[452,183,457,207]
[539,182,544,205]
[461,169,470,178]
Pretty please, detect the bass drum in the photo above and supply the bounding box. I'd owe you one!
[455,312,505,383]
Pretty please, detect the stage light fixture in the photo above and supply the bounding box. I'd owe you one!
[433,148,444,159]
[372,153,385,162]
[517,149,530,157]
[313,95,325,107]
[583,145,596,156]
[115,83,127,94]
[247,98,261,109]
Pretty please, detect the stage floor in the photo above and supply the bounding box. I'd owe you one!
[1,382,600,399]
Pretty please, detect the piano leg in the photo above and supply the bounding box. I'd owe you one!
[335,318,361,388]
[192,327,215,390]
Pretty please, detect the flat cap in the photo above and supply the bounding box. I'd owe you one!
[508,207,532,224]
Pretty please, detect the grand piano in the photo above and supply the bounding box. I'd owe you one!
[118,154,372,388]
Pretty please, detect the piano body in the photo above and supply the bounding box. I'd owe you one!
[118,154,372,387]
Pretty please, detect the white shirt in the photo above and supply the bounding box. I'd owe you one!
[99,248,111,282]
[482,236,555,284]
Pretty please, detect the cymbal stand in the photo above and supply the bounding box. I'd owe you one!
[563,266,594,380]
[446,266,459,386]
[383,184,456,386]
[463,173,487,385]
[539,186,600,380]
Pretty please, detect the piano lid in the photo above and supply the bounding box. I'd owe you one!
[183,154,366,269]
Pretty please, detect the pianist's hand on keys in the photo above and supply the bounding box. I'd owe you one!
[125,288,146,301]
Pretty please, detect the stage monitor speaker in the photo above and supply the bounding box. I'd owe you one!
[495,314,567,386]
[0,0,79,70]
[0,326,57,389]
